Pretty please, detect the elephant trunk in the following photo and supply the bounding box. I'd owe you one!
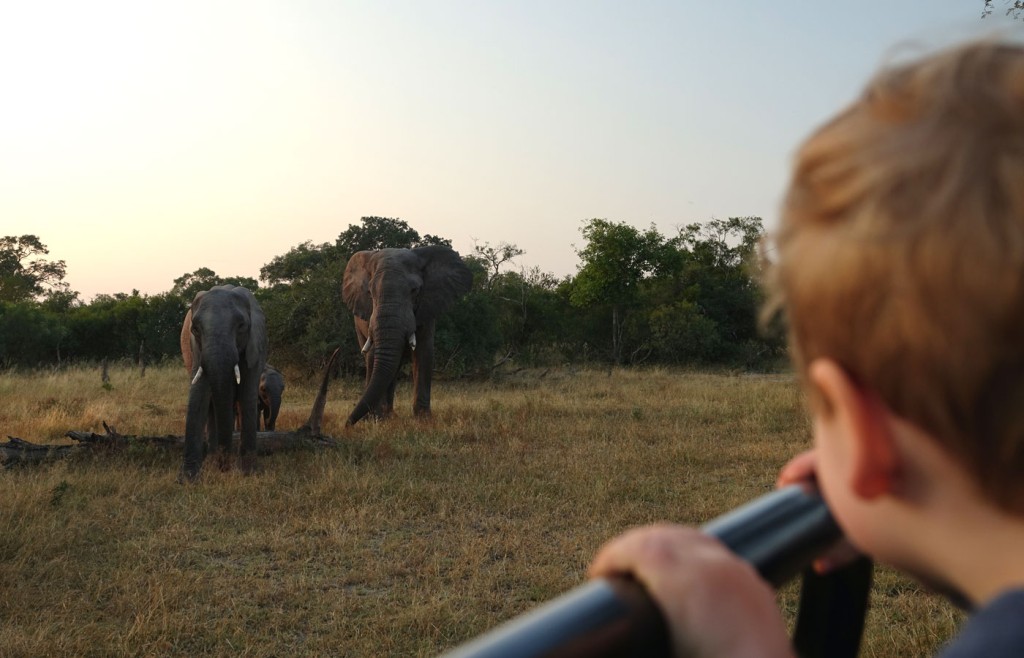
[347,321,408,425]
[203,347,242,452]
[181,346,240,480]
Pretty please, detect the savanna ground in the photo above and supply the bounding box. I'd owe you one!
[0,364,963,657]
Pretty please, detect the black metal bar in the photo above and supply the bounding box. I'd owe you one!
[793,557,873,658]
[440,485,846,658]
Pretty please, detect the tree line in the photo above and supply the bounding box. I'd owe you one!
[0,216,785,375]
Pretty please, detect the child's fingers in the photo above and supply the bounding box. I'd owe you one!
[776,449,818,488]
[587,523,703,580]
[813,540,863,574]
[589,524,792,658]
[774,449,864,573]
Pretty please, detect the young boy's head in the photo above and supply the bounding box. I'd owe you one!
[765,39,1024,514]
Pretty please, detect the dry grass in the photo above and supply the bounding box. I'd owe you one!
[0,364,963,657]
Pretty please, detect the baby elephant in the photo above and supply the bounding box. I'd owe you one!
[258,365,285,431]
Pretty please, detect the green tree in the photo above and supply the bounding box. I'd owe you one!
[260,237,347,373]
[673,217,765,350]
[171,268,259,302]
[0,301,65,367]
[259,241,336,286]
[648,300,721,363]
[138,292,189,364]
[259,217,457,374]
[335,216,451,258]
[640,216,781,367]
[491,267,577,366]
[570,219,670,364]
[0,235,69,302]
[436,286,502,377]
[469,241,525,290]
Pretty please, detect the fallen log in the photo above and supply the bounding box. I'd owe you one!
[1,349,344,468]
[1,436,84,466]
[1,427,341,468]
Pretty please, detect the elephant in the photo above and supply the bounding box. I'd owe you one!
[179,284,268,481]
[181,348,284,434]
[341,245,473,425]
[258,365,285,431]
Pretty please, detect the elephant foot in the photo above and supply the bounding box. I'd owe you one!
[238,454,260,476]
[177,464,202,484]
[212,450,233,472]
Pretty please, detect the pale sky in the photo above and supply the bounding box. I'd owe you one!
[1,1,1018,300]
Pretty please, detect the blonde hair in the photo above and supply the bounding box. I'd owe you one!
[765,39,1024,512]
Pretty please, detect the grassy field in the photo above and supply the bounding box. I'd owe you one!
[0,364,963,657]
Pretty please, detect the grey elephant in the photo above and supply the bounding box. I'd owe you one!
[342,245,473,425]
[181,337,283,434]
[179,285,268,480]
[258,365,285,431]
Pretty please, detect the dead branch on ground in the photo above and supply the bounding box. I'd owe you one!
[1,349,343,468]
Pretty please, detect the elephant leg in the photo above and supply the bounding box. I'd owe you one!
[411,322,435,417]
[205,401,216,458]
[207,387,236,471]
[259,402,269,431]
[237,365,262,474]
[181,381,213,482]
[266,398,280,431]
[355,318,373,386]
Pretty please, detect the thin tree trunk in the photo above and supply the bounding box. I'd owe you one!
[612,305,623,365]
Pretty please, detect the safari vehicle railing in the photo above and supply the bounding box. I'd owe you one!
[440,485,873,658]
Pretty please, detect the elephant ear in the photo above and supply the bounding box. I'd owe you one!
[239,287,268,370]
[185,291,207,365]
[180,308,195,374]
[342,250,375,321]
[190,290,207,315]
[414,245,474,322]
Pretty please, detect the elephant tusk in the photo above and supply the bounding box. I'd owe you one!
[191,366,203,385]
[409,333,417,351]
[234,364,241,385]
[361,337,372,354]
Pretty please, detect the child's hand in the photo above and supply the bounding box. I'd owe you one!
[588,524,793,658]
[776,449,863,573]
[775,449,819,489]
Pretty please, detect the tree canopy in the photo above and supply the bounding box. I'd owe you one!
[0,218,784,372]
[0,235,68,303]
[171,268,259,302]
[571,219,673,363]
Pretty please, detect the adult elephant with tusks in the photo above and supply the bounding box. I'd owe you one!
[342,246,473,426]
[179,284,268,481]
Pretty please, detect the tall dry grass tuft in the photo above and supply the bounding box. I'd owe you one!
[0,364,962,656]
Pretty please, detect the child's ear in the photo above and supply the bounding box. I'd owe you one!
[809,359,900,500]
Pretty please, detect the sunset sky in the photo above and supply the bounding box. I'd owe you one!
[1,1,1017,299]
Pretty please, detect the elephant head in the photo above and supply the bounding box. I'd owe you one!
[258,365,285,431]
[181,285,268,481]
[341,245,473,425]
